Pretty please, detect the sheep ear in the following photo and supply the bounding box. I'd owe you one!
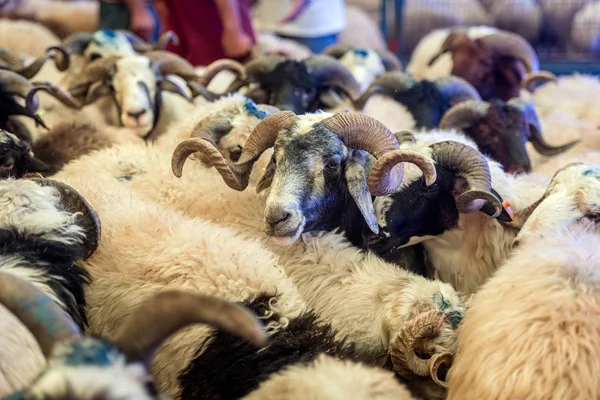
[345,150,379,235]
[256,159,276,194]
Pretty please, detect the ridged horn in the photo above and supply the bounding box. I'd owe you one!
[200,59,247,86]
[438,100,490,131]
[113,291,267,365]
[430,141,502,216]
[390,310,447,378]
[0,69,34,99]
[172,111,298,191]
[508,98,580,156]
[0,271,81,358]
[303,54,361,100]
[434,76,481,105]
[154,30,179,50]
[27,81,83,112]
[186,117,233,165]
[429,352,454,389]
[368,149,437,196]
[144,50,198,80]
[68,56,119,89]
[521,71,557,92]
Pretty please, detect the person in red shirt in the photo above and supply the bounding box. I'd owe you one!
[161,0,256,66]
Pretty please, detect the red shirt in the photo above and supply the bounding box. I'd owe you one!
[163,0,256,66]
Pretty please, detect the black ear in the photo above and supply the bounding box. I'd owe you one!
[479,187,513,222]
[256,159,276,194]
[345,150,379,235]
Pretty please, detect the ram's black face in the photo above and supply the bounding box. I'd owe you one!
[392,81,451,129]
[0,131,50,178]
[252,61,320,114]
[381,167,460,246]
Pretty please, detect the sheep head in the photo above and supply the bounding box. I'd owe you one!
[227,54,361,114]
[173,111,438,245]
[355,71,481,129]
[439,99,579,174]
[430,28,551,101]
[512,163,600,247]
[0,129,51,178]
[0,272,266,400]
[67,53,198,138]
[369,139,512,248]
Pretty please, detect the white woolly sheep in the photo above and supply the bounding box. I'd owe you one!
[447,162,600,400]
[0,19,60,58]
[49,168,465,399]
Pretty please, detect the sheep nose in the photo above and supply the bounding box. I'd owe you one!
[266,205,292,226]
[229,145,243,162]
[127,109,146,120]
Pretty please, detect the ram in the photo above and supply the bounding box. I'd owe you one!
[323,44,403,93]
[226,54,361,114]
[363,129,552,295]
[0,271,265,399]
[349,71,481,131]
[447,162,600,400]
[0,178,96,395]
[407,26,554,101]
[439,97,578,173]
[49,168,465,399]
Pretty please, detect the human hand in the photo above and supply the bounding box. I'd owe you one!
[222,29,253,58]
[278,0,311,23]
[130,8,156,41]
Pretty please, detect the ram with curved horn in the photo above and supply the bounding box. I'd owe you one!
[0,46,70,79]
[410,26,556,101]
[225,54,361,114]
[172,110,435,276]
[65,53,206,139]
[354,71,482,129]
[322,43,403,92]
[366,129,555,295]
[439,98,579,173]
[0,271,266,399]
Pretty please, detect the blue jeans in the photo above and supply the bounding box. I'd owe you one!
[277,34,338,54]
[98,1,161,43]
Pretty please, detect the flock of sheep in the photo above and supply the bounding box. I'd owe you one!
[0,10,600,400]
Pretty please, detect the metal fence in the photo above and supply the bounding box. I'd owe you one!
[380,0,600,75]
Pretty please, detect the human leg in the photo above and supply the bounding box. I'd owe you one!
[98,1,131,31]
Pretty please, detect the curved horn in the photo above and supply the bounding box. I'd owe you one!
[69,56,119,89]
[144,50,198,80]
[508,98,580,156]
[154,30,179,50]
[245,54,286,79]
[113,291,266,365]
[186,117,233,165]
[374,49,403,71]
[46,46,71,71]
[321,43,355,59]
[434,76,481,105]
[368,149,437,196]
[27,81,83,112]
[61,32,94,54]
[354,71,417,109]
[430,141,502,216]
[480,31,539,73]
[117,30,153,53]
[319,112,406,195]
[390,310,447,378]
[15,55,50,79]
[438,100,490,131]
[0,271,81,358]
[31,179,101,259]
[0,69,34,99]
[521,71,557,92]
[429,352,453,389]
[303,54,361,100]
[200,59,247,86]
[172,111,298,190]
[0,49,26,70]
[186,81,220,102]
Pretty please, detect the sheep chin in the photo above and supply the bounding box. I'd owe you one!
[271,236,299,247]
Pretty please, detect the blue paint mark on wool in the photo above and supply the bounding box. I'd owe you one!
[3,390,25,400]
[244,99,268,120]
[100,29,117,38]
[16,295,61,336]
[583,168,600,177]
[352,48,368,58]
[52,337,121,367]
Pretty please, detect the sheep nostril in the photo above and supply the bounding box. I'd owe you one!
[127,109,146,120]
[267,206,292,226]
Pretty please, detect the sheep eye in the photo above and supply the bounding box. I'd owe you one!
[325,158,340,169]
[2,159,14,169]
[89,52,102,61]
